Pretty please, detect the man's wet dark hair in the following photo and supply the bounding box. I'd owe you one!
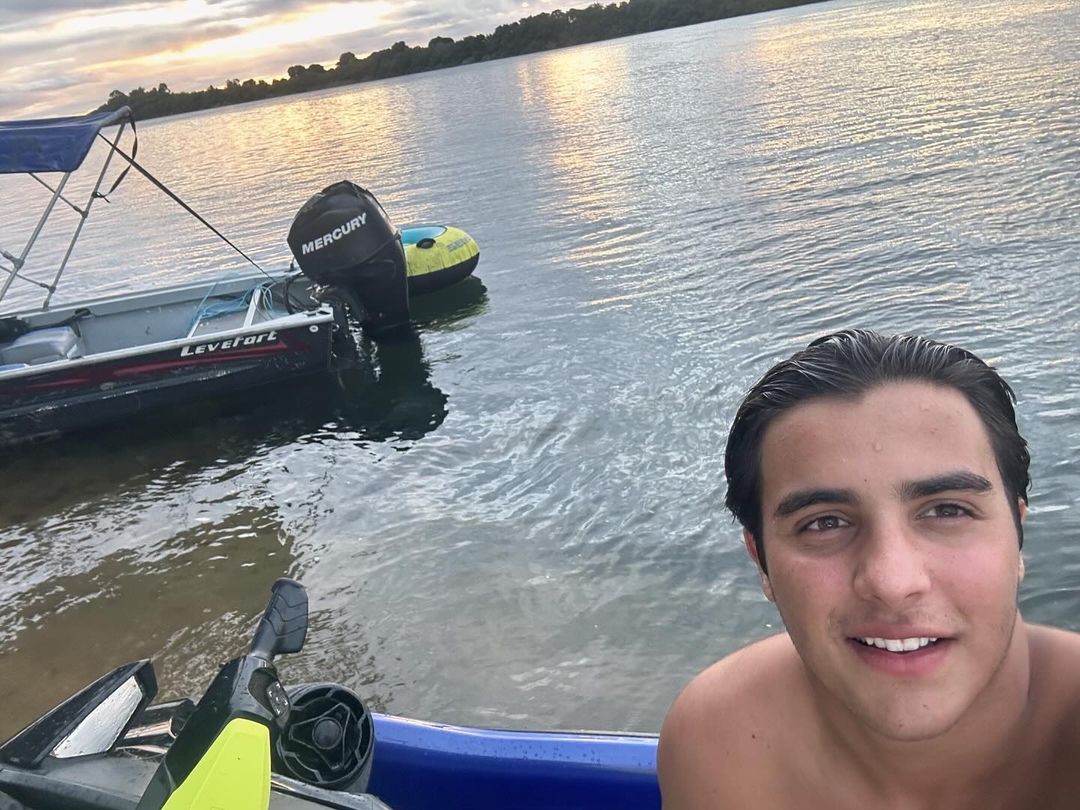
[724,329,1030,573]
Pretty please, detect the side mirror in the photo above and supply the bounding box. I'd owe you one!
[0,661,156,768]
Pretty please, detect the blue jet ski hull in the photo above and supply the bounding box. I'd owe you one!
[369,713,660,810]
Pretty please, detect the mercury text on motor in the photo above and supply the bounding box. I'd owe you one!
[301,214,368,255]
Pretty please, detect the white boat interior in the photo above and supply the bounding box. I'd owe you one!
[0,273,331,374]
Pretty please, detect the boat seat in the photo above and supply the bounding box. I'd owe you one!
[0,326,82,366]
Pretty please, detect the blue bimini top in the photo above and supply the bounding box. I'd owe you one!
[0,107,132,174]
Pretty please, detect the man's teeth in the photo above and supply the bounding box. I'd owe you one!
[856,636,939,652]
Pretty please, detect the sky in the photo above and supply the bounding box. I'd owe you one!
[0,0,571,119]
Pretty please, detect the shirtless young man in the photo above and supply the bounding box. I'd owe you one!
[658,329,1080,810]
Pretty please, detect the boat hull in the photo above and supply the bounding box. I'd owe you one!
[0,309,333,446]
[0,317,332,447]
[368,714,659,810]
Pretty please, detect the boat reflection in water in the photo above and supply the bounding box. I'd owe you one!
[408,275,490,331]
[329,328,450,443]
[315,274,488,443]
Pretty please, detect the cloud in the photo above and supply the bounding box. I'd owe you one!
[0,74,84,107]
[0,0,573,118]
[0,12,254,117]
[0,0,143,27]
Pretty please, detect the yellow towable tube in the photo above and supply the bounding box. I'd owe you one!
[162,719,271,810]
[402,226,480,296]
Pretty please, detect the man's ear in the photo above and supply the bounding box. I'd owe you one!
[743,528,774,602]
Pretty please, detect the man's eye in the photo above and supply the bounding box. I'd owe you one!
[801,515,849,532]
[922,503,972,519]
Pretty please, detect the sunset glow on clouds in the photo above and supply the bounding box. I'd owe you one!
[0,0,568,118]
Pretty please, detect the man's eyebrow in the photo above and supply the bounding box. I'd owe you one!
[775,489,858,517]
[898,472,993,500]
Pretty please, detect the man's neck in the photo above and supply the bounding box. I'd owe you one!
[809,618,1034,807]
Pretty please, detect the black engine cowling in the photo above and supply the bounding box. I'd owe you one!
[287,181,409,337]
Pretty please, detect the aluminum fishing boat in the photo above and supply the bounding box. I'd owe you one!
[0,107,480,446]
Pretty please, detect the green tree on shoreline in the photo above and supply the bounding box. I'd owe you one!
[96,0,824,120]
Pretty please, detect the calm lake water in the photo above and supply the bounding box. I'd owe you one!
[1,0,1077,740]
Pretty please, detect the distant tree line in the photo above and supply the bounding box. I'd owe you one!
[96,0,824,120]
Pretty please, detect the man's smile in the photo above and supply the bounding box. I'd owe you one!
[847,634,954,676]
[854,636,939,652]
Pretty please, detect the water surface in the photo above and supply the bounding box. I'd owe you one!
[1,0,1078,739]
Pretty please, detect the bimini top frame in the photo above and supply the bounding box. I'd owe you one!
[0,106,134,311]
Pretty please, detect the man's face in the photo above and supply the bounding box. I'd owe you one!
[750,381,1025,742]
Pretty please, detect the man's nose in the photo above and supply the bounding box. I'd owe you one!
[851,517,932,606]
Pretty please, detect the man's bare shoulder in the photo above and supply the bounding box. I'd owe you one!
[1028,622,1080,657]
[658,634,806,809]
[1028,624,1080,733]
[1012,623,1080,808]
[664,632,802,722]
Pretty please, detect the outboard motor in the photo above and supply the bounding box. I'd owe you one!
[288,181,409,337]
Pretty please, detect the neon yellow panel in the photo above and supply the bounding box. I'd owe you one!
[163,718,271,810]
